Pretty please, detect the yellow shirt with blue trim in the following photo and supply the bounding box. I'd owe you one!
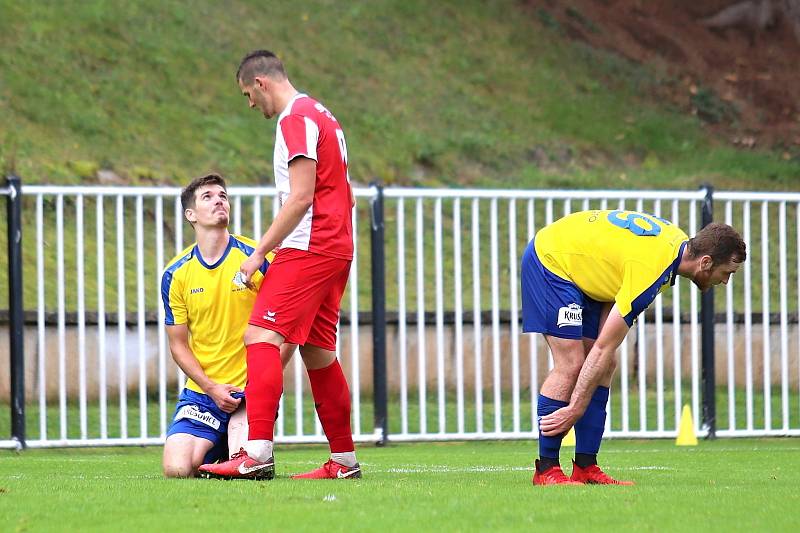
[534,210,688,326]
[160,234,272,393]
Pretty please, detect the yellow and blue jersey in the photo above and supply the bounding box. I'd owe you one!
[160,234,272,393]
[534,210,688,326]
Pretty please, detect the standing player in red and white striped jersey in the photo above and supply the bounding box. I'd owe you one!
[199,50,359,480]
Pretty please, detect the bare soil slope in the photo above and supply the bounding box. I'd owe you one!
[532,0,800,152]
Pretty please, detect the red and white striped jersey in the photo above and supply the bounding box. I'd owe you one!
[273,93,353,260]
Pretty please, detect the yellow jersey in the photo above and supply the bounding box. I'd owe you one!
[160,234,272,393]
[534,210,688,325]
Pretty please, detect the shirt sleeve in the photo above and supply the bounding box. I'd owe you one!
[252,249,275,292]
[279,114,319,162]
[161,269,187,326]
[615,260,670,326]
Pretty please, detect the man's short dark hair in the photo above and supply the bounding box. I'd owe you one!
[181,173,227,212]
[688,222,747,265]
[236,50,287,85]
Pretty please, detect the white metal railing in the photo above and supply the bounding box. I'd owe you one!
[713,191,800,437]
[381,188,800,441]
[2,186,799,450]
[1,185,377,449]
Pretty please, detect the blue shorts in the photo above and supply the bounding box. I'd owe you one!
[167,389,232,464]
[521,239,604,340]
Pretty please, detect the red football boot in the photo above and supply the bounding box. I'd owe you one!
[198,448,275,480]
[570,461,635,485]
[291,459,362,480]
[532,459,584,486]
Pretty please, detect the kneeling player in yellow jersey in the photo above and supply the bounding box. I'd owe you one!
[160,174,292,478]
[523,210,746,485]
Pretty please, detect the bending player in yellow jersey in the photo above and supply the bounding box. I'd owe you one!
[160,174,292,478]
[523,210,746,485]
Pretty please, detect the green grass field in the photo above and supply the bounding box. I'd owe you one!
[0,439,797,531]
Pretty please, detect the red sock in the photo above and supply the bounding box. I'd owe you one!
[244,342,283,440]
[307,359,354,453]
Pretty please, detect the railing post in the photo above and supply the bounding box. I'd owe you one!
[700,183,716,439]
[6,174,25,449]
[369,181,388,445]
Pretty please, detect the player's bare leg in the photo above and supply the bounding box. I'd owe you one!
[163,434,214,478]
[291,343,360,480]
[280,343,298,368]
[540,336,586,401]
[226,405,248,458]
[532,336,585,485]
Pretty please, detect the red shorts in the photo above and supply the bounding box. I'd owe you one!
[249,248,351,351]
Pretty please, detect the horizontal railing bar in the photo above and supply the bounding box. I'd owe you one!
[714,191,800,201]
[383,188,707,200]
[20,187,800,207]
[377,430,688,442]
[19,185,379,198]
[16,186,800,201]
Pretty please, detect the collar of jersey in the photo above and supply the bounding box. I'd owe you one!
[668,241,688,287]
[277,92,308,121]
[193,235,234,270]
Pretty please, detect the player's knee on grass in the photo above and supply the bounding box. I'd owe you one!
[162,446,200,478]
[162,454,198,478]
[163,434,212,478]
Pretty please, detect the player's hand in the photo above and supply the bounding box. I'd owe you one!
[539,405,580,437]
[238,254,262,290]
[206,383,243,413]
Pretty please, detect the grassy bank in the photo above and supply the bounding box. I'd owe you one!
[1,0,798,188]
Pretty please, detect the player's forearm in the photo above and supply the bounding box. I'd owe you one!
[169,342,214,392]
[253,195,312,256]
[568,347,613,414]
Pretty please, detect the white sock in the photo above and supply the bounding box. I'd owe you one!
[331,451,357,467]
[244,440,273,462]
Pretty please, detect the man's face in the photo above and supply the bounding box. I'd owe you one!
[693,256,741,292]
[239,77,275,119]
[186,184,229,228]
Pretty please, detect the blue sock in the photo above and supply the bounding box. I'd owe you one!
[537,394,569,460]
[574,386,610,455]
